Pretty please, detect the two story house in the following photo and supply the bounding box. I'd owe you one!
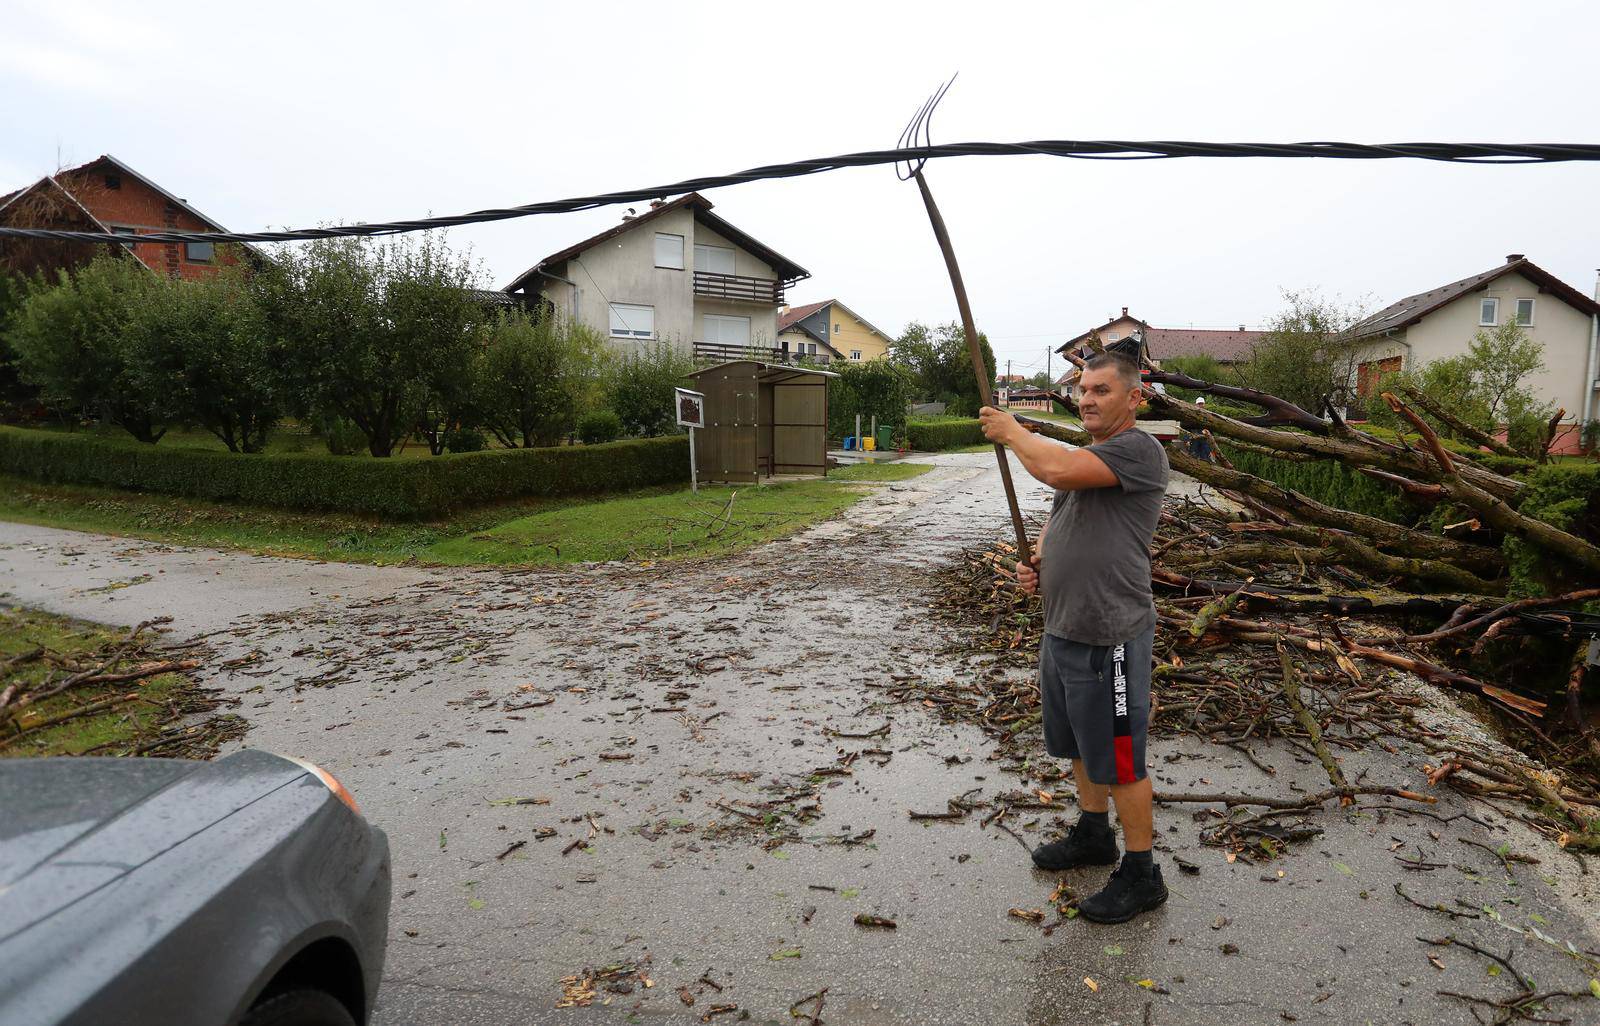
[776,298,895,364]
[1348,254,1600,453]
[503,193,809,363]
[0,154,251,279]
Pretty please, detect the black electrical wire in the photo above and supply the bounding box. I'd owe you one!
[4,138,1599,246]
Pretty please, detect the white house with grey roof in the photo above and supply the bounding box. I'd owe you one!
[1347,254,1600,452]
[502,193,809,364]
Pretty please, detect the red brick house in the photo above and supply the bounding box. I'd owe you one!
[0,155,250,279]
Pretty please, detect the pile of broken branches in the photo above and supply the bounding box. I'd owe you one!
[0,612,245,758]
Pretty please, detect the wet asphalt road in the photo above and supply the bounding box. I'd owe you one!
[3,450,1599,1026]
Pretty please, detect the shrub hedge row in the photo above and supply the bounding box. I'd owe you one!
[1223,445,1412,525]
[906,417,986,451]
[0,426,688,519]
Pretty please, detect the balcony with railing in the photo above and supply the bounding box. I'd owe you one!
[692,341,829,367]
[693,270,785,305]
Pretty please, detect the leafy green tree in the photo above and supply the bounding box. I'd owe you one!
[890,320,995,414]
[1158,354,1225,401]
[828,358,913,438]
[577,409,623,444]
[9,254,167,442]
[609,341,695,437]
[256,233,485,457]
[1239,290,1365,414]
[475,311,607,448]
[124,269,279,452]
[0,271,37,414]
[1363,321,1553,455]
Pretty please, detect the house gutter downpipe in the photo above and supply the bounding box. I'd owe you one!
[1584,269,1600,438]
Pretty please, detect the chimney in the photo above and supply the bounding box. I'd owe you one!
[1506,253,1525,263]
[1121,306,1129,317]
[1239,324,1246,332]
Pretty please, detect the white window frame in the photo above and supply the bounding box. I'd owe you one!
[654,233,684,270]
[850,350,862,360]
[1479,297,1499,326]
[702,313,751,347]
[694,243,736,275]
[1105,331,1120,342]
[1515,297,1535,327]
[608,303,655,340]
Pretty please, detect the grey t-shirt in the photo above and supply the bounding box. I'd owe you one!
[1039,427,1170,645]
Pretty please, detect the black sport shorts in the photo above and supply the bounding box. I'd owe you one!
[1037,627,1154,786]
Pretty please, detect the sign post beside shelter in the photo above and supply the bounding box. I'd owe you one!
[675,387,706,492]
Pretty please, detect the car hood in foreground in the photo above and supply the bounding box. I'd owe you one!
[0,750,311,941]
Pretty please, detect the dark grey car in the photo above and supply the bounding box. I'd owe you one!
[0,749,390,1026]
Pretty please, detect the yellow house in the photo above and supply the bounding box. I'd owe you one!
[776,298,894,364]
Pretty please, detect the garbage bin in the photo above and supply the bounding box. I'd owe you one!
[843,436,856,451]
[876,425,897,451]
[863,435,877,452]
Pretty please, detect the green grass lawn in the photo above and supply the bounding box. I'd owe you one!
[827,462,933,482]
[0,606,195,758]
[0,470,895,568]
[429,481,864,565]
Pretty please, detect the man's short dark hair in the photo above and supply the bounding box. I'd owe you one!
[1082,352,1141,390]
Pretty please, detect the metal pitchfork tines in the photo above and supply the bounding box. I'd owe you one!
[896,75,1033,566]
[894,74,956,182]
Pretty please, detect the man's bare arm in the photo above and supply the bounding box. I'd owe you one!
[978,407,1119,491]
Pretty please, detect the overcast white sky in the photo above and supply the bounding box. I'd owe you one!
[5,0,1598,376]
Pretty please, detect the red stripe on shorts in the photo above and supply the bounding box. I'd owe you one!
[1113,734,1136,784]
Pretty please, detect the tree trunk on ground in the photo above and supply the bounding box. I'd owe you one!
[1164,445,1505,578]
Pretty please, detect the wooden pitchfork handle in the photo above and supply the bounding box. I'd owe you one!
[912,170,1032,566]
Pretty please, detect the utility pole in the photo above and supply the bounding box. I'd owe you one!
[1005,358,1011,408]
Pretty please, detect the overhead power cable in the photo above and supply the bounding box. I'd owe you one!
[4,138,1599,246]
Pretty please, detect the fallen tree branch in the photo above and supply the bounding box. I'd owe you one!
[1143,368,1333,434]
[1384,392,1600,577]
[1400,385,1524,459]
[1154,785,1434,809]
[1147,391,1525,502]
[1166,445,1504,578]
[1278,644,1352,804]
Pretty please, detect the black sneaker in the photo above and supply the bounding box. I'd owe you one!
[1078,860,1168,924]
[1031,819,1118,871]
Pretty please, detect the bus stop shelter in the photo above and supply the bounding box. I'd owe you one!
[684,360,836,484]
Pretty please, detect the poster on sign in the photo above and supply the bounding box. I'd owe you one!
[674,388,706,490]
[675,388,706,429]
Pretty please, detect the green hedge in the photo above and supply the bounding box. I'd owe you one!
[906,417,985,451]
[1224,445,1412,524]
[0,426,688,519]
[1504,460,1600,597]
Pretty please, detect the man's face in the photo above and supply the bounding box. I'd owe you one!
[1076,366,1141,437]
